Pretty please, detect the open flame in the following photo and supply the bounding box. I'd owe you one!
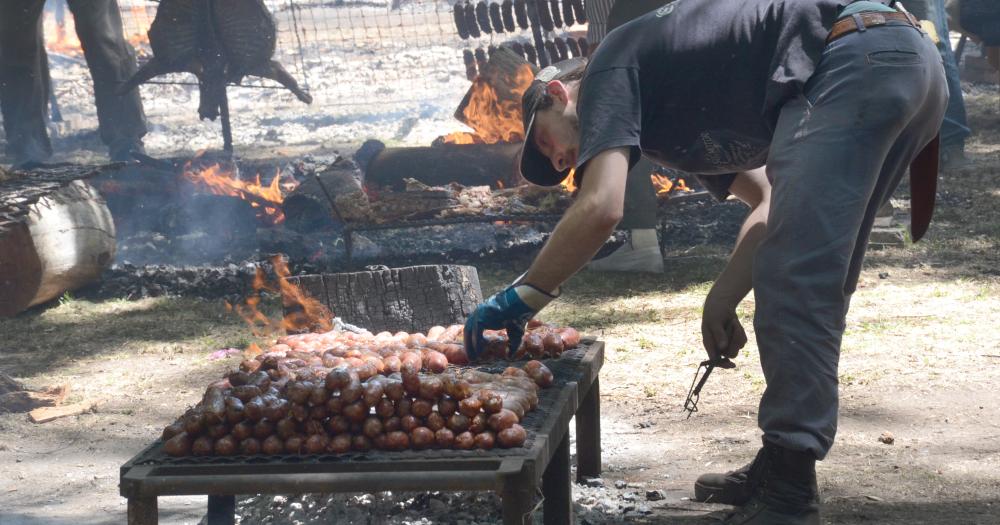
[227,255,334,340]
[650,173,691,197]
[43,7,151,57]
[43,11,82,56]
[560,169,577,193]
[182,162,286,225]
[442,64,535,145]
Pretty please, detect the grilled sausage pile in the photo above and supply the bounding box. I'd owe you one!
[161,321,579,456]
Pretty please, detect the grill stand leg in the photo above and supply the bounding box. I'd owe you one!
[127,496,158,525]
[501,464,536,525]
[575,377,601,482]
[542,432,573,525]
[206,495,236,525]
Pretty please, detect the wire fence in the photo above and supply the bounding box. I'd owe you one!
[100,0,588,109]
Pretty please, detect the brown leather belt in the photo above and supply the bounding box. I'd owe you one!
[826,11,921,44]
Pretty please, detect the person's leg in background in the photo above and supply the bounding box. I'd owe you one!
[584,0,667,273]
[67,0,147,161]
[929,0,971,167]
[587,157,664,273]
[0,1,52,168]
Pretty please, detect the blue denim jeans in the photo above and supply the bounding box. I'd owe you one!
[929,0,970,147]
[754,23,947,460]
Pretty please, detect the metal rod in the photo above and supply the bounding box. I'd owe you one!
[220,89,234,154]
[313,173,353,263]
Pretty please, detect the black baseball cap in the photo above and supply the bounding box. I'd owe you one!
[519,57,588,186]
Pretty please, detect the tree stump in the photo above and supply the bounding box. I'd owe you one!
[285,265,483,334]
[0,179,116,317]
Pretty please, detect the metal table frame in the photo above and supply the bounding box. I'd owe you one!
[120,342,604,525]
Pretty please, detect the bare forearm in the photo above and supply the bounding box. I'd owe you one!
[523,200,620,291]
[522,147,629,293]
[710,169,771,303]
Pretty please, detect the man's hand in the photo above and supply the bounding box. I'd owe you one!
[464,284,557,360]
[701,291,748,362]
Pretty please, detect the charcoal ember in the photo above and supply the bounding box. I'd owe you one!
[85,261,259,301]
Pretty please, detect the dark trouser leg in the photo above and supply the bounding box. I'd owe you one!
[928,0,970,148]
[66,0,146,152]
[0,1,51,163]
[618,156,658,231]
[754,25,946,460]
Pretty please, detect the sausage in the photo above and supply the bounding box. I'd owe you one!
[383,416,402,433]
[352,434,373,452]
[162,422,184,441]
[262,435,284,455]
[382,355,402,374]
[385,431,410,451]
[483,394,504,414]
[410,427,435,449]
[441,344,470,365]
[343,400,369,423]
[231,385,262,403]
[192,436,214,456]
[474,431,496,450]
[276,417,298,439]
[206,423,229,440]
[202,388,226,424]
[422,350,449,373]
[459,397,483,418]
[426,412,446,432]
[520,333,544,358]
[418,377,445,401]
[488,409,519,432]
[240,437,261,455]
[253,419,275,440]
[438,397,458,417]
[375,398,396,419]
[362,416,384,439]
[541,332,564,357]
[448,413,471,433]
[497,424,527,448]
[244,396,266,421]
[327,415,350,435]
[395,398,412,417]
[401,415,421,433]
[411,399,434,418]
[284,435,305,454]
[164,432,192,457]
[453,431,475,450]
[328,433,352,454]
[426,325,447,341]
[524,360,554,387]
[305,434,328,454]
[469,413,488,434]
[214,435,238,456]
[435,428,455,448]
[363,380,385,407]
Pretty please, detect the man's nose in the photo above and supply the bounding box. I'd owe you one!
[552,153,567,172]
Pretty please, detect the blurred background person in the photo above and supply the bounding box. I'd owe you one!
[0,0,147,168]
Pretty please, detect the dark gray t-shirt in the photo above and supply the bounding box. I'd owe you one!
[574,0,845,199]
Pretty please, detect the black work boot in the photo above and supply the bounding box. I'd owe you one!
[693,448,764,505]
[722,442,820,524]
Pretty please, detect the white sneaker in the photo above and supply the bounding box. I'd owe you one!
[586,229,664,273]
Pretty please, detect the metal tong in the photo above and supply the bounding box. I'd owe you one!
[683,357,735,419]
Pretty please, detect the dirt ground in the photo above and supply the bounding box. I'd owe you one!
[2,85,999,525]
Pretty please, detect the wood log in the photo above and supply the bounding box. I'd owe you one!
[283,157,368,231]
[285,265,483,334]
[365,143,522,191]
[0,180,116,317]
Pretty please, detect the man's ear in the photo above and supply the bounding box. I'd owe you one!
[545,80,570,105]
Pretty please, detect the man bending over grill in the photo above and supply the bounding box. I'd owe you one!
[464,0,946,523]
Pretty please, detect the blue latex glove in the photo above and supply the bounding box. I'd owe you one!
[464,284,557,360]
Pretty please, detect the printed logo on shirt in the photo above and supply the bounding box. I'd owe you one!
[655,1,679,17]
[698,131,767,170]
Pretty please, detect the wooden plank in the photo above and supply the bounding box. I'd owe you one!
[29,398,98,423]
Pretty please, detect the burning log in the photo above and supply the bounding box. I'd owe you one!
[285,265,484,334]
[0,180,116,317]
[283,157,367,231]
[365,143,522,191]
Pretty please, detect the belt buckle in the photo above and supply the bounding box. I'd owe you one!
[869,13,886,25]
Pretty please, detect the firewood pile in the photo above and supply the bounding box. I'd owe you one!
[160,321,581,456]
